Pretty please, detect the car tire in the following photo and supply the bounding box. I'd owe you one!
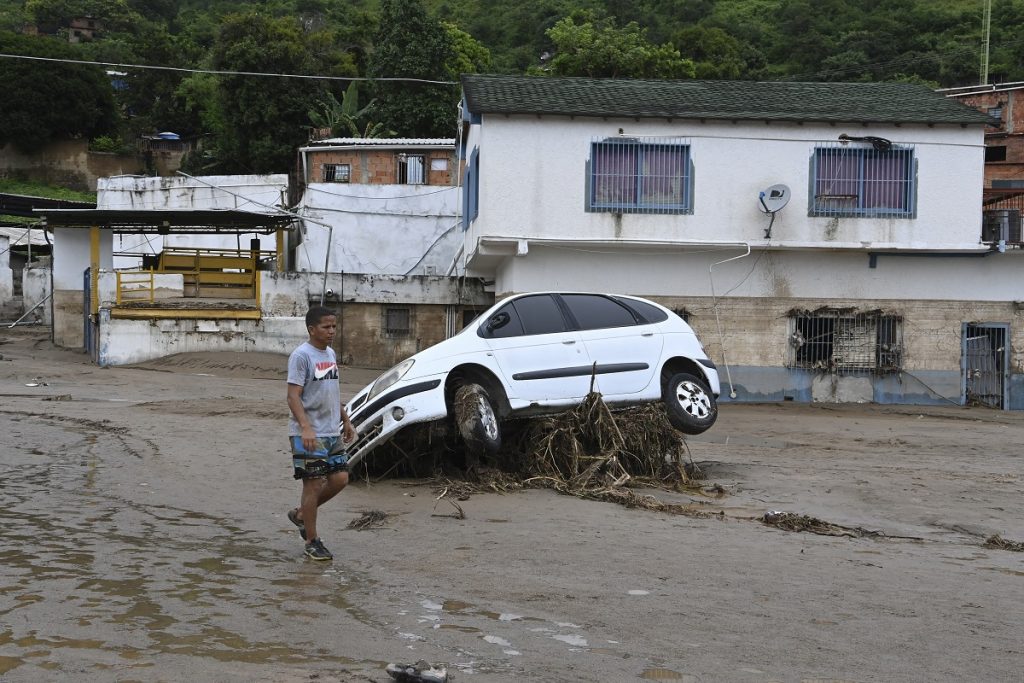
[453,383,502,455]
[663,372,718,435]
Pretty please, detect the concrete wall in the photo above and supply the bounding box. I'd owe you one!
[99,174,289,269]
[296,184,462,276]
[0,140,144,191]
[636,295,1023,409]
[495,244,1024,302]
[94,271,493,367]
[0,236,12,307]
[52,228,112,347]
[463,116,985,281]
[22,264,51,325]
[97,314,305,367]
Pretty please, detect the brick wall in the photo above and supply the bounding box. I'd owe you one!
[332,302,454,368]
[649,296,1024,375]
[308,148,457,185]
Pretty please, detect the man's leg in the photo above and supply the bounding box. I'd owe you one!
[299,471,348,541]
[300,477,326,543]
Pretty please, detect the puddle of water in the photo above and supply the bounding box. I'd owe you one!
[0,414,376,676]
[628,589,650,596]
[552,633,588,647]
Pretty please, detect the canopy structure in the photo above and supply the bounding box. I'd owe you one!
[33,208,295,234]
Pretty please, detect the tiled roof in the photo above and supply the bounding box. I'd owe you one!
[461,75,991,125]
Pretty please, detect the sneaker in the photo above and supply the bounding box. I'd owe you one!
[288,508,307,540]
[304,538,333,561]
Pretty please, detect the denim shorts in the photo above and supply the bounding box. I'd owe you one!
[289,435,349,480]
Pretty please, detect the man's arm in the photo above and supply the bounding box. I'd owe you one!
[287,383,317,450]
[340,404,356,444]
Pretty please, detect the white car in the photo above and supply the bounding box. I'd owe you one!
[344,292,720,466]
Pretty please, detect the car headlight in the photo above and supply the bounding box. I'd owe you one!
[367,359,415,400]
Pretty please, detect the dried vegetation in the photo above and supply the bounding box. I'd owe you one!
[352,391,719,516]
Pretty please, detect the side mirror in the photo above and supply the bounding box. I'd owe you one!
[486,311,510,332]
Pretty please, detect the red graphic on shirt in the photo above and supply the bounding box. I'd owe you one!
[313,361,338,381]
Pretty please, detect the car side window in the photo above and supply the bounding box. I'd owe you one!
[562,294,637,330]
[613,296,669,323]
[513,294,569,335]
[480,302,526,338]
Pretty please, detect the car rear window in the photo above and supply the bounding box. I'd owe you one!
[614,296,669,323]
[513,295,569,335]
[561,294,637,330]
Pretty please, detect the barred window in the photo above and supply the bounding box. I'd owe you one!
[384,307,411,337]
[589,138,692,214]
[789,310,902,373]
[811,145,915,218]
[323,164,350,183]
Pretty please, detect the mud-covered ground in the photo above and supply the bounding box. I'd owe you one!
[0,326,1022,682]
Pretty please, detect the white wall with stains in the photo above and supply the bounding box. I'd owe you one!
[295,184,462,276]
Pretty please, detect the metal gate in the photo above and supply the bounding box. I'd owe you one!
[83,267,98,362]
[962,323,1009,409]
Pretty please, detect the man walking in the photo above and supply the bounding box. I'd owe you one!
[286,305,357,560]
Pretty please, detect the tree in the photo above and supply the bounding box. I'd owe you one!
[367,0,457,138]
[540,13,695,79]
[308,81,387,138]
[672,25,746,79]
[443,21,491,78]
[208,12,328,173]
[0,31,117,149]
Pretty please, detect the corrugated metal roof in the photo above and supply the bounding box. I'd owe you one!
[461,75,991,126]
[0,226,49,247]
[308,137,455,147]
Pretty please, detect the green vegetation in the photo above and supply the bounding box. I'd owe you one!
[0,177,97,203]
[0,0,1017,171]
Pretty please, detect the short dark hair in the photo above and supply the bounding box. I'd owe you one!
[305,305,335,328]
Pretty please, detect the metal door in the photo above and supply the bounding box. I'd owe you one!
[961,323,1009,409]
[83,267,98,361]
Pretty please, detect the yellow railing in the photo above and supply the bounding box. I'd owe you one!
[157,247,273,299]
[115,269,156,305]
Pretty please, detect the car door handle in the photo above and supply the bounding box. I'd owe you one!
[562,340,576,345]
[641,332,654,337]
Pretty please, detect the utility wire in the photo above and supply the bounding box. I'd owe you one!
[0,52,458,84]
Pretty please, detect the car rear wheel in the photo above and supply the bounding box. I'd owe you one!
[663,372,718,435]
[453,383,502,455]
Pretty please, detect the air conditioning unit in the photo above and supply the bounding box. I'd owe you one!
[982,209,1022,245]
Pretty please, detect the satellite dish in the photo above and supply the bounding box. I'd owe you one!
[759,184,791,214]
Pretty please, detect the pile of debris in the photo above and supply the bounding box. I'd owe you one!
[353,392,714,514]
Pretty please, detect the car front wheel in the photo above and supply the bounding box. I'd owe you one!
[453,383,502,455]
[663,372,718,435]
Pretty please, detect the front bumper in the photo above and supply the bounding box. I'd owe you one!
[345,376,449,467]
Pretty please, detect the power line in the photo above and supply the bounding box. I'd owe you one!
[0,52,457,85]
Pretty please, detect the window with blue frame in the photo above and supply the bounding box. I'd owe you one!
[588,138,692,214]
[811,145,915,218]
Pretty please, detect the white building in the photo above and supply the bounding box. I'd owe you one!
[459,75,1023,409]
[98,174,289,269]
[295,138,462,276]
